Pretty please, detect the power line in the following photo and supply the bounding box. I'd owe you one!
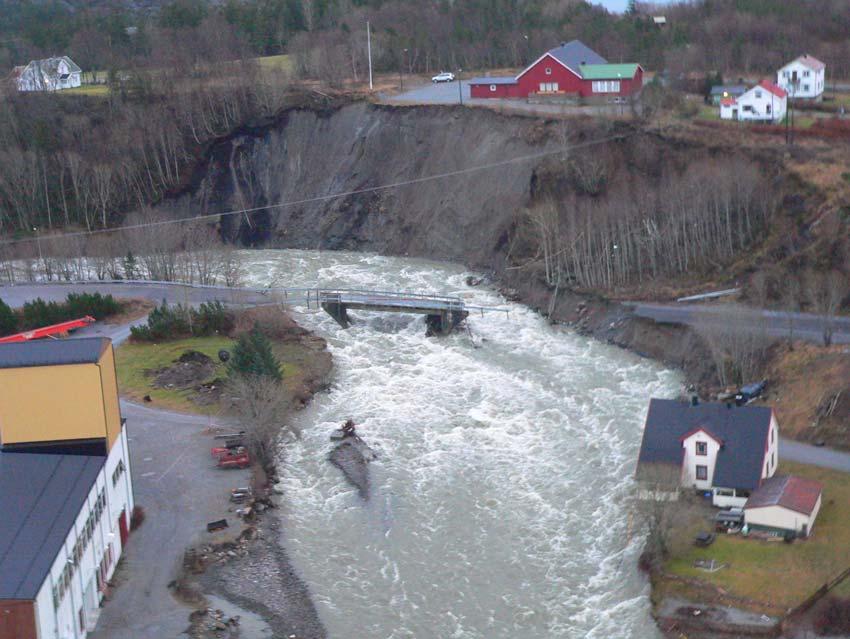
[0,129,634,249]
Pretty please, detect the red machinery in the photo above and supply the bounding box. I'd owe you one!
[0,316,96,343]
[216,448,250,469]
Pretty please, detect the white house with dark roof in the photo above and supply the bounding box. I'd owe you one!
[16,56,82,92]
[777,54,825,100]
[636,398,779,508]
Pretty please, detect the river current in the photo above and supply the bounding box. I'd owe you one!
[242,249,681,639]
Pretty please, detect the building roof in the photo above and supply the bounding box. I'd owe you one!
[468,76,517,85]
[546,40,607,72]
[720,97,738,106]
[0,337,109,369]
[745,475,822,515]
[25,56,81,78]
[790,54,826,72]
[0,451,104,599]
[637,399,773,490]
[548,40,608,73]
[579,63,641,80]
[757,79,787,99]
[710,84,747,96]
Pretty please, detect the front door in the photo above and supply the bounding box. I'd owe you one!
[118,509,129,546]
[732,108,738,120]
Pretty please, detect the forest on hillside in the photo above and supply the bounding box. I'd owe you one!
[1,0,850,80]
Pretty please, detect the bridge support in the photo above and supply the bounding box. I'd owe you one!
[426,310,469,335]
[321,302,351,328]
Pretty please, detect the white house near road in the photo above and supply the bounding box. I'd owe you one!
[16,56,82,92]
[744,475,823,537]
[777,54,825,100]
[636,398,779,508]
[720,80,787,123]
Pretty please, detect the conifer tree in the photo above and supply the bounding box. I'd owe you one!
[228,325,282,382]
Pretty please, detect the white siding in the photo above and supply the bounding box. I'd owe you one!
[762,415,779,479]
[712,488,748,509]
[681,430,721,490]
[34,431,133,639]
[777,60,825,99]
[745,499,820,536]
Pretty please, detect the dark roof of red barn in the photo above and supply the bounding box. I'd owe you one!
[745,475,822,515]
[547,40,607,72]
[637,398,773,490]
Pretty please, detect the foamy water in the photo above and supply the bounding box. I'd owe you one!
[242,249,681,638]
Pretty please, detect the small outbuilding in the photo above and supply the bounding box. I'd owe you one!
[709,84,746,105]
[744,475,823,538]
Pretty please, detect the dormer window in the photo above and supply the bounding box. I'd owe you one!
[545,67,552,75]
[696,441,708,456]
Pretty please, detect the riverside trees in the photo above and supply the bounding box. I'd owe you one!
[516,157,775,290]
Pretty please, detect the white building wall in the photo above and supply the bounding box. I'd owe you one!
[33,432,133,639]
[762,415,779,479]
[733,86,787,123]
[745,500,820,535]
[681,431,721,490]
[777,61,824,99]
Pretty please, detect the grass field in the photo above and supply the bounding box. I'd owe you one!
[255,54,293,74]
[116,336,234,414]
[663,461,850,612]
[116,333,312,415]
[62,84,110,96]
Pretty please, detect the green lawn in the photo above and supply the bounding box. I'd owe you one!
[63,84,110,96]
[116,336,234,414]
[663,461,850,612]
[255,54,293,74]
[116,334,310,414]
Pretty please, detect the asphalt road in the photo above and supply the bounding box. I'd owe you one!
[629,302,850,345]
[780,438,850,473]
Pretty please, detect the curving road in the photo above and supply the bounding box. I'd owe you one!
[629,302,850,345]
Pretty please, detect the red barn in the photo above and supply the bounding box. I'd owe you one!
[469,40,643,101]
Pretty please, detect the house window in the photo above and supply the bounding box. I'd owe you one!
[490,84,496,92]
[755,90,762,98]
[696,441,707,456]
[782,70,789,78]
[538,82,558,93]
[696,465,708,480]
[803,70,810,77]
[766,104,771,114]
[715,488,734,497]
[592,80,621,93]
[803,84,810,92]
[743,105,753,112]
[545,67,552,75]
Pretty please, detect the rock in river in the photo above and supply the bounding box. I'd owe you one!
[328,436,376,500]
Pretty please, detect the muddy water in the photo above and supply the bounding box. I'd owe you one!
[242,249,681,639]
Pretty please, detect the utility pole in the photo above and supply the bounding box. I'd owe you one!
[400,48,407,91]
[457,68,463,105]
[367,21,373,91]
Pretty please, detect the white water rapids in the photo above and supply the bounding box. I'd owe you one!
[242,249,681,639]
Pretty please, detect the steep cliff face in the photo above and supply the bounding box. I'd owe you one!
[165,103,589,269]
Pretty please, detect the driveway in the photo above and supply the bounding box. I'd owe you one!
[382,79,631,117]
[780,437,850,473]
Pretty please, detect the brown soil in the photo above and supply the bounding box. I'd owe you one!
[104,297,156,324]
[150,350,216,390]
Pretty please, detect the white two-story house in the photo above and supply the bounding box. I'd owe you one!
[636,398,779,508]
[720,80,787,123]
[777,54,825,101]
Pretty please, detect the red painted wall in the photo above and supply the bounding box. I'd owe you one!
[470,56,643,99]
[0,600,37,639]
[516,54,584,97]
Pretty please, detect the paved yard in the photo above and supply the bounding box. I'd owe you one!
[382,79,631,117]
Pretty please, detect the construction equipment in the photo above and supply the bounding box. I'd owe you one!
[216,448,250,469]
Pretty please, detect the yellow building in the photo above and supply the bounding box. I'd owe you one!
[0,337,122,454]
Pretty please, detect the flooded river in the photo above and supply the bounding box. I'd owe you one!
[242,250,681,639]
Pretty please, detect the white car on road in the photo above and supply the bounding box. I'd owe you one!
[431,72,455,83]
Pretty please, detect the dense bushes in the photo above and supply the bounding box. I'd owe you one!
[130,300,234,341]
[0,292,122,337]
[227,325,282,382]
[814,597,850,635]
[0,298,16,336]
